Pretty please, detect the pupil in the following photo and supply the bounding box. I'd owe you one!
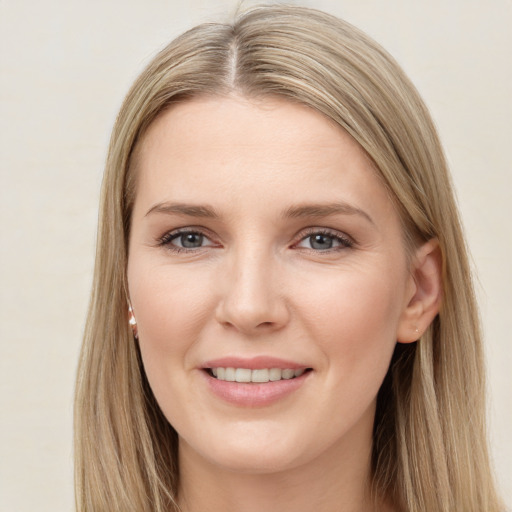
[310,234,333,250]
[181,233,203,248]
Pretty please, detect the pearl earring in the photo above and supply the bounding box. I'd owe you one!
[128,304,138,339]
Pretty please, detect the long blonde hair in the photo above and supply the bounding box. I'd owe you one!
[74,5,503,511]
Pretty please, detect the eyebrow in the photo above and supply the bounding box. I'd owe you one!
[283,202,375,225]
[145,202,219,218]
[145,200,374,225]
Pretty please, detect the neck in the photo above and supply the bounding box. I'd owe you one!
[177,408,391,512]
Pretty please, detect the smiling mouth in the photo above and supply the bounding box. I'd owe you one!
[206,367,312,383]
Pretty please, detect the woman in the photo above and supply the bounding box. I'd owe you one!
[74,5,503,511]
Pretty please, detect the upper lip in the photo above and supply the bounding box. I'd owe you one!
[202,356,310,370]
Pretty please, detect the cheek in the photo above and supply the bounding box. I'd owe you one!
[300,265,403,337]
[290,270,402,442]
[128,264,219,430]
[293,265,404,382]
[128,261,216,382]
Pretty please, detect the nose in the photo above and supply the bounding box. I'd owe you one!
[214,251,290,335]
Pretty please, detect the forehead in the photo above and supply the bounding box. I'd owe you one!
[133,95,396,224]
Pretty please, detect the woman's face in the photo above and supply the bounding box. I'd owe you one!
[127,95,417,474]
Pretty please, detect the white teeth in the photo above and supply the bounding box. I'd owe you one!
[235,368,251,382]
[281,369,295,379]
[269,368,282,381]
[252,369,270,383]
[210,367,307,383]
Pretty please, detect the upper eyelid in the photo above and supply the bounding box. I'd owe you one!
[293,226,354,244]
[157,228,218,253]
[159,226,215,241]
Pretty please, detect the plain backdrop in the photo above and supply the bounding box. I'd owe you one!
[1,1,511,510]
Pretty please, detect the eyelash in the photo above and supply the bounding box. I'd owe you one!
[157,227,354,254]
[157,228,216,254]
[295,228,354,252]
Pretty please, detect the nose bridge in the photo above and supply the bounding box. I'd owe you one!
[215,239,288,333]
[234,247,273,303]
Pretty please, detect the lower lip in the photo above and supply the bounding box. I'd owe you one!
[202,371,310,407]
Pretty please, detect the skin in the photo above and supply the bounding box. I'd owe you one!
[127,95,441,512]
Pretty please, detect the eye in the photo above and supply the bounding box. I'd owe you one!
[175,232,206,248]
[296,230,353,251]
[158,229,216,252]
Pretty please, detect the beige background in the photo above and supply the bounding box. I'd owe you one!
[1,1,510,510]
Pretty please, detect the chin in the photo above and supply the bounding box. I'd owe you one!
[205,448,303,475]
[179,427,311,475]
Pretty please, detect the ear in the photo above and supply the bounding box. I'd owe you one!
[397,239,442,343]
